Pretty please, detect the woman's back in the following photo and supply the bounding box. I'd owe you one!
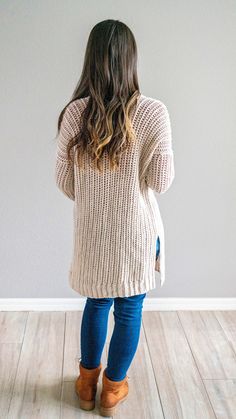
[55,92,175,297]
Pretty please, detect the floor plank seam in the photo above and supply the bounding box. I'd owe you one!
[6,311,29,418]
[213,311,236,361]
[59,312,67,419]
[141,315,166,419]
[176,311,218,419]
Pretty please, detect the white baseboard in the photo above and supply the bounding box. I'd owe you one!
[0,298,235,311]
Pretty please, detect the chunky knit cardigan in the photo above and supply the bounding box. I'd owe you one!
[55,93,175,297]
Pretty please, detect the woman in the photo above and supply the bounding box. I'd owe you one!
[55,19,175,417]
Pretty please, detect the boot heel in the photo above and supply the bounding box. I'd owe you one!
[100,394,128,416]
[75,361,102,411]
[79,398,95,411]
[100,405,116,417]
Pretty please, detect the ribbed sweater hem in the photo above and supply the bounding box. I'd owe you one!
[69,270,157,298]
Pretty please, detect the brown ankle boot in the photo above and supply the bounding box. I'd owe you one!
[99,368,129,417]
[75,361,102,410]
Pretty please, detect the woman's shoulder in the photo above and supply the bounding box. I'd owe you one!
[60,97,89,134]
[62,97,89,127]
[139,94,169,115]
[135,95,171,137]
[66,96,89,114]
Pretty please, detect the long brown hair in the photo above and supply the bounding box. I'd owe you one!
[57,19,141,172]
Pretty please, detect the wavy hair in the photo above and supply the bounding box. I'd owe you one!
[57,19,140,172]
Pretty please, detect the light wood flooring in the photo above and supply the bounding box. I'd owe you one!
[0,310,236,418]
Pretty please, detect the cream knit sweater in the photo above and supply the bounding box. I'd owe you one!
[55,93,175,297]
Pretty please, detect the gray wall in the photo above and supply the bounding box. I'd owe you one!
[1,1,236,298]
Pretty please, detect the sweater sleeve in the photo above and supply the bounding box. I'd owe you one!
[144,101,175,194]
[55,105,75,201]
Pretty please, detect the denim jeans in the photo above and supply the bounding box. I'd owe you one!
[156,235,160,259]
[80,292,146,381]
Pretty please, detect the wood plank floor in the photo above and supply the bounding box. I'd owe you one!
[0,310,235,418]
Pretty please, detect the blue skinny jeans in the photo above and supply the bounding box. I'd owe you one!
[80,293,146,381]
[79,236,160,381]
